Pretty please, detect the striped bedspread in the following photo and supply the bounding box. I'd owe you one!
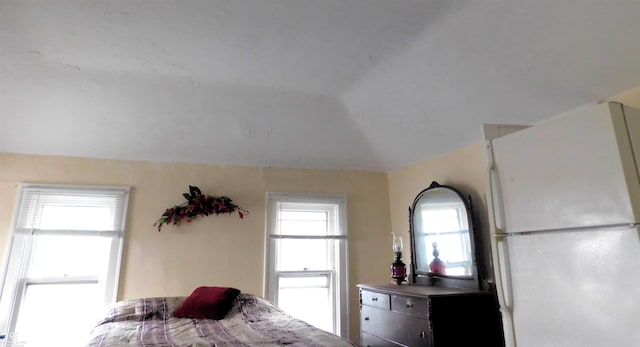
[85,293,356,347]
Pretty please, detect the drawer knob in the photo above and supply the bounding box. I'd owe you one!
[364,317,370,321]
[406,303,413,308]
[371,297,378,301]
[419,331,426,338]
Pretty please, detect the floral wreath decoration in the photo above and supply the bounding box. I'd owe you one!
[154,185,248,231]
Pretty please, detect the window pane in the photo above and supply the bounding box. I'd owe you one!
[279,275,329,288]
[272,201,344,236]
[422,209,461,232]
[278,276,333,333]
[39,205,114,230]
[280,210,327,222]
[14,283,101,347]
[16,189,126,231]
[28,235,111,277]
[276,239,336,271]
[277,210,328,236]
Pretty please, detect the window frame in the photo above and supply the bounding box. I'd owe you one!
[265,193,348,338]
[0,183,130,337]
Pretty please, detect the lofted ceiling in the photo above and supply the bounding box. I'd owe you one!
[2,1,640,172]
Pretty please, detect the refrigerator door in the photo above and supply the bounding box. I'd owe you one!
[492,102,640,234]
[504,226,640,347]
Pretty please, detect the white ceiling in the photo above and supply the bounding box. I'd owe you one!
[2,1,640,172]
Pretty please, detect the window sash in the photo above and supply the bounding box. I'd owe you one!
[277,270,333,288]
[270,198,346,237]
[14,184,128,232]
[14,281,103,346]
[275,271,336,333]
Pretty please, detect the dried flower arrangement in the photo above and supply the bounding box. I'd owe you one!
[154,185,248,231]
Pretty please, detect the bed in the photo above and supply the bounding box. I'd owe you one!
[84,290,357,347]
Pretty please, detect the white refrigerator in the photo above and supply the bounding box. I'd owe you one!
[484,102,640,347]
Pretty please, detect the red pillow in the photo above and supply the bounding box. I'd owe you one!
[173,286,241,320]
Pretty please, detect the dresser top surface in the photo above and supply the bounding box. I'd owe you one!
[357,283,489,298]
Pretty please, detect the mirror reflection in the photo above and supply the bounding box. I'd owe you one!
[413,187,472,276]
[409,181,480,288]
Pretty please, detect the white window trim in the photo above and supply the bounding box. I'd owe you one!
[0,183,130,336]
[264,193,349,338]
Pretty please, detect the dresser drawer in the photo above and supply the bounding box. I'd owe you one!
[361,289,391,309]
[361,305,430,347]
[391,294,429,319]
[361,332,400,347]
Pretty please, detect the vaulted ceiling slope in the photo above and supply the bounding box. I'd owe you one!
[2,1,640,172]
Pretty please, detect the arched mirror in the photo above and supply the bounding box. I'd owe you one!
[409,181,481,289]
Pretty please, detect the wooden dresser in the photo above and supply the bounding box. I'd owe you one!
[357,284,504,347]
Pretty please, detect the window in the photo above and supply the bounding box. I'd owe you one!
[0,184,129,346]
[265,193,348,337]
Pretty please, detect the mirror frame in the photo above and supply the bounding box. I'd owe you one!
[408,181,481,290]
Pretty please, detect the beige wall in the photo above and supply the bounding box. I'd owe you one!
[387,142,494,285]
[0,153,391,341]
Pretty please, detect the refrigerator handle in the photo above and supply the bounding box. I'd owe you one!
[494,236,516,347]
[496,239,513,308]
[490,167,505,231]
[485,140,516,347]
[485,140,506,232]
[487,144,512,307]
